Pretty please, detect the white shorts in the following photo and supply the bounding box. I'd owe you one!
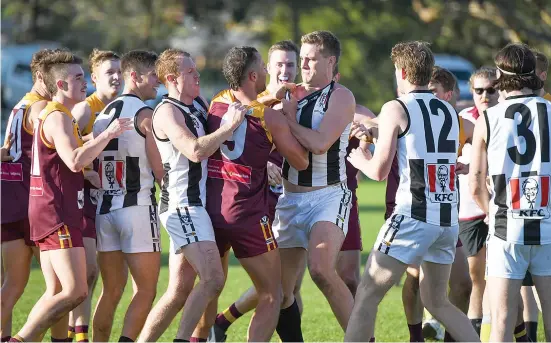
[96,205,161,253]
[374,214,458,265]
[273,182,352,249]
[486,234,551,279]
[159,206,215,254]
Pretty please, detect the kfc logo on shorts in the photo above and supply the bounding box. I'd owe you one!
[427,163,456,203]
[509,175,550,219]
[100,160,126,195]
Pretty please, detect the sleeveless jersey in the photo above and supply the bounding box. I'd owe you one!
[206,89,273,229]
[393,90,460,227]
[486,94,551,245]
[83,92,106,135]
[457,106,486,220]
[154,96,209,214]
[82,92,107,219]
[93,94,156,215]
[282,81,351,187]
[28,102,84,240]
[1,92,46,224]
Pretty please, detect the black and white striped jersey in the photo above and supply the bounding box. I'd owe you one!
[487,94,551,245]
[393,90,460,227]
[93,94,156,215]
[153,96,208,214]
[282,81,351,187]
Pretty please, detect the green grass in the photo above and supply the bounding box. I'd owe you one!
[11,180,546,341]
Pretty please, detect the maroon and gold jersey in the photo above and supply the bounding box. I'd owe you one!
[29,101,84,241]
[1,92,46,224]
[206,89,273,229]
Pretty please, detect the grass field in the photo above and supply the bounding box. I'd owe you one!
[10,179,546,341]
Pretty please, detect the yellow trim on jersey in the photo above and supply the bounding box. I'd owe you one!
[39,101,83,149]
[22,92,47,135]
[544,93,551,101]
[83,92,106,135]
[210,89,273,143]
[458,118,466,156]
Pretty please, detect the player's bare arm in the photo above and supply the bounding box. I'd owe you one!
[469,114,490,214]
[347,100,404,181]
[155,102,246,163]
[72,101,94,141]
[137,108,164,183]
[44,111,132,172]
[285,87,355,155]
[264,107,308,171]
[25,100,49,132]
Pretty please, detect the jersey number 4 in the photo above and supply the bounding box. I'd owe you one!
[505,103,550,165]
[417,99,456,153]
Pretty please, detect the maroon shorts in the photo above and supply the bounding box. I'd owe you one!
[82,215,97,239]
[341,192,362,251]
[456,238,463,248]
[215,217,278,259]
[36,226,84,251]
[1,219,34,246]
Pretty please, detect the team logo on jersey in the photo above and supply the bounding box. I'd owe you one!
[100,160,126,195]
[207,159,252,185]
[1,163,23,182]
[29,176,44,196]
[190,116,200,129]
[426,163,456,203]
[509,175,550,219]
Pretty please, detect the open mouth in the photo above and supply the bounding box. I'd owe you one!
[278,75,289,83]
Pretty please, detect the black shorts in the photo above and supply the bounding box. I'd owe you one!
[458,218,488,257]
[523,271,534,286]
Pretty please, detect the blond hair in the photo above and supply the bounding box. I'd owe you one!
[155,49,191,86]
[89,48,120,74]
[391,41,434,86]
[30,49,55,83]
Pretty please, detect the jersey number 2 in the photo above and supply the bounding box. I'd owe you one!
[102,100,124,151]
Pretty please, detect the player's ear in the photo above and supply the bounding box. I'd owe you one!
[401,68,407,80]
[250,70,257,82]
[130,70,139,83]
[56,80,66,91]
[91,72,98,85]
[166,74,176,84]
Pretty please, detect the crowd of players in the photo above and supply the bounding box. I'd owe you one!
[1,30,551,343]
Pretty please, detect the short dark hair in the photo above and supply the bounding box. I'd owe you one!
[430,66,456,92]
[42,49,83,95]
[121,50,158,77]
[534,50,549,75]
[391,41,434,86]
[268,40,299,61]
[301,30,341,64]
[222,46,259,91]
[493,43,543,92]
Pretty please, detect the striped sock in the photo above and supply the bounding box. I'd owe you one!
[67,326,75,341]
[189,338,206,342]
[74,326,88,342]
[514,322,529,342]
[214,304,243,331]
[480,315,491,343]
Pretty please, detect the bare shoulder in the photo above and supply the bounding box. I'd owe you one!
[355,104,376,119]
[379,100,407,122]
[331,83,355,102]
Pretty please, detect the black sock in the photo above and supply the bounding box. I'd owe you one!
[173,340,189,342]
[525,321,537,342]
[118,336,134,342]
[276,299,304,342]
[52,337,68,342]
[444,331,455,342]
[1,337,11,343]
[470,318,482,336]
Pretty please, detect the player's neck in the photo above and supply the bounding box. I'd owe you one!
[402,84,429,94]
[232,88,257,105]
[95,90,117,105]
[30,83,50,100]
[303,79,332,93]
[503,88,534,98]
[536,88,545,97]
[53,94,78,112]
[168,91,194,105]
[121,87,145,101]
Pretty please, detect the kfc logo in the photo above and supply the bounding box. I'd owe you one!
[510,175,550,219]
[427,163,456,203]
